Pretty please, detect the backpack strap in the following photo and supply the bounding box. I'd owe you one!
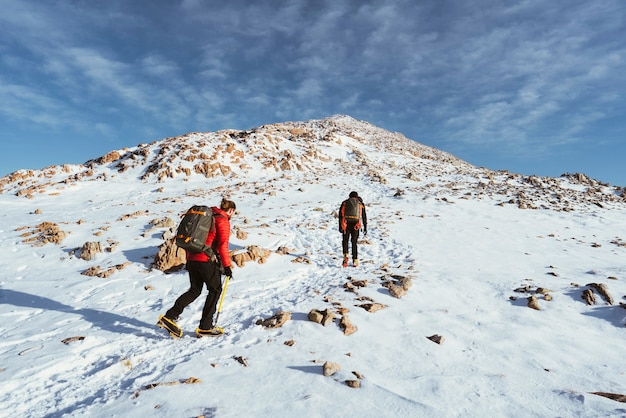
[201,210,225,263]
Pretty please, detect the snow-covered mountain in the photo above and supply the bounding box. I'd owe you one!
[3,115,624,211]
[1,115,625,417]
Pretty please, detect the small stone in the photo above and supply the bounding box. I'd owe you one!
[345,380,360,388]
[527,295,541,310]
[352,371,364,379]
[427,334,444,344]
[323,361,341,377]
[339,315,357,336]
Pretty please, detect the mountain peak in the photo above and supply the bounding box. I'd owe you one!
[1,116,624,212]
[0,116,466,193]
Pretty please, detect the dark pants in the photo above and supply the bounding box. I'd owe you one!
[342,221,360,260]
[166,260,222,329]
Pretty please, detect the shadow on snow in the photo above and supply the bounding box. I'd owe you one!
[0,288,153,335]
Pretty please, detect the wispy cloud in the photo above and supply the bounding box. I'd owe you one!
[0,0,624,173]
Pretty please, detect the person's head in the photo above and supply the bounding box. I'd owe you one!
[349,191,358,198]
[220,198,237,218]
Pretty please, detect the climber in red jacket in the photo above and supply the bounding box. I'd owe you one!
[160,198,236,337]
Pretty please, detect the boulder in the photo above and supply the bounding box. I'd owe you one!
[154,237,185,273]
[79,241,102,261]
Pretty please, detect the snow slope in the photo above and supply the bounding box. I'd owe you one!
[1,116,625,417]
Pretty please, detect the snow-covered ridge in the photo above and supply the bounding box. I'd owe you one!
[1,115,625,211]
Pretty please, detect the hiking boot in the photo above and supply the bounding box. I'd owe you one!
[196,327,224,337]
[342,256,349,268]
[157,315,183,338]
[353,259,359,267]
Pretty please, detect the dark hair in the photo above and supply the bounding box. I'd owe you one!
[220,198,236,211]
[349,191,358,198]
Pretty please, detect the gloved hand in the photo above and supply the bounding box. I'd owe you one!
[224,266,233,278]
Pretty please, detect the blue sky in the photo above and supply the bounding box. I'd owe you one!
[1,0,625,185]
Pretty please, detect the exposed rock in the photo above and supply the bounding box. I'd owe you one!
[427,334,445,345]
[589,392,626,403]
[587,282,614,305]
[382,275,413,298]
[20,222,66,246]
[275,246,293,255]
[81,266,102,277]
[308,309,324,324]
[352,371,364,379]
[233,356,248,367]
[339,315,357,336]
[150,217,175,228]
[235,227,248,240]
[345,380,361,388]
[291,256,311,264]
[388,284,408,299]
[81,262,131,278]
[79,241,103,261]
[527,295,541,310]
[61,336,85,344]
[133,377,201,398]
[357,303,387,313]
[582,289,596,305]
[117,210,149,221]
[323,361,341,377]
[232,245,272,267]
[344,278,367,293]
[256,311,291,328]
[105,240,119,253]
[308,309,336,326]
[335,307,350,315]
[94,150,122,165]
[154,236,186,273]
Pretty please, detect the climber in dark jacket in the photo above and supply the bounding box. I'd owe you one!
[338,191,367,267]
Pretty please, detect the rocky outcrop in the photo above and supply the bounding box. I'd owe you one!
[584,283,614,305]
[154,229,185,273]
[18,222,66,246]
[79,242,103,261]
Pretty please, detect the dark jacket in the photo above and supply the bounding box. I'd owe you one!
[339,197,367,232]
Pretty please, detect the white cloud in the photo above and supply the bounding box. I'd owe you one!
[0,0,624,165]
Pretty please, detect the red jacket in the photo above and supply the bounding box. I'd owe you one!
[186,207,232,267]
